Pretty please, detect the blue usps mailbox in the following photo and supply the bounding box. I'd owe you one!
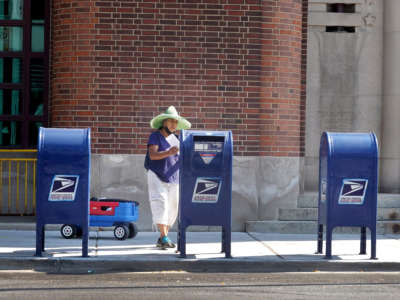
[36,127,91,257]
[177,130,232,258]
[317,132,378,259]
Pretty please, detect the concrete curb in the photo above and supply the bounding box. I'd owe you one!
[1,257,400,274]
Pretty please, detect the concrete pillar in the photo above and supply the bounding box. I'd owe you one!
[305,0,382,191]
[381,0,400,192]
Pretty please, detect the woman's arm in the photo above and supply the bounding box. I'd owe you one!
[148,144,179,160]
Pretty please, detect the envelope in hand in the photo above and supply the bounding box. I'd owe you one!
[166,134,180,155]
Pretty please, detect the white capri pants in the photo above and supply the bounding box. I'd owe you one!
[147,170,179,228]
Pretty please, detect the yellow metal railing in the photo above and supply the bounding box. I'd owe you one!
[0,150,37,216]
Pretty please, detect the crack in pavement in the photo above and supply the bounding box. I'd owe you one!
[246,232,285,260]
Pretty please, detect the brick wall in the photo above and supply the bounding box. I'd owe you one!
[258,0,303,157]
[51,0,304,156]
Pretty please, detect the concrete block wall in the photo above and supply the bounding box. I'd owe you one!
[90,154,302,231]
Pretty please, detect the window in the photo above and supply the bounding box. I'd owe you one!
[326,26,355,33]
[327,3,356,14]
[326,3,356,33]
[0,0,49,148]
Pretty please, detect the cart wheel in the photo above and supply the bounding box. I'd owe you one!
[61,224,76,239]
[114,225,129,240]
[128,223,138,239]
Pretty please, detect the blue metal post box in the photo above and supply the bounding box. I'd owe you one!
[36,127,91,257]
[177,130,232,258]
[317,132,378,259]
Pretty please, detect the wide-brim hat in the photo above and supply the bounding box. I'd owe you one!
[150,106,191,130]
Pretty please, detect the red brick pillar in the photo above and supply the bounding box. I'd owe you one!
[260,0,303,157]
[51,0,98,143]
[51,1,305,156]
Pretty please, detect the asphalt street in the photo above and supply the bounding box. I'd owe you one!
[0,271,399,300]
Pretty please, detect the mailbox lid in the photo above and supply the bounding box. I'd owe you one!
[180,130,232,175]
[320,131,378,186]
[38,127,91,157]
[181,130,232,147]
[324,132,378,161]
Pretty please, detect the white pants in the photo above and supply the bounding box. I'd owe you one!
[147,170,179,228]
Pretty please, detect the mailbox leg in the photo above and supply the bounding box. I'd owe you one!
[41,225,45,252]
[82,226,89,257]
[35,223,44,257]
[317,224,323,254]
[371,227,377,260]
[360,226,367,255]
[325,226,333,259]
[223,226,232,259]
[177,224,181,252]
[221,227,225,253]
[179,226,187,258]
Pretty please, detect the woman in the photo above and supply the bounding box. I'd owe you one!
[145,106,191,249]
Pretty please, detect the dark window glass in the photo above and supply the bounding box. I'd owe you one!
[31,25,44,52]
[0,0,23,20]
[31,0,44,21]
[28,121,42,146]
[326,26,355,33]
[0,120,21,146]
[0,1,48,148]
[0,89,21,115]
[30,88,43,116]
[30,58,44,117]
[31,0,44,53]
[0,57,22,83]
[30,58,44,88]
[327,4,356,13]
[0,26,23,51]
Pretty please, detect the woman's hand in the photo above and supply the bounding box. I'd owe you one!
[168,146,179,156]
[149,145,179,160]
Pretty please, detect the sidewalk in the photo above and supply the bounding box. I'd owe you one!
[1,225,400,273]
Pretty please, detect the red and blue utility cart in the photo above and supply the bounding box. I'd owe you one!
[61,198,139,240]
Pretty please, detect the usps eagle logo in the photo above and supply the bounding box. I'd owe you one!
[49,175,79,201]
[338,179,368,205]
[192,178,221,203]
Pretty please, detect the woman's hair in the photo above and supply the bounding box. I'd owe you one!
[158,119,165,130]
[159,118,169,129]
[159,118,177,130]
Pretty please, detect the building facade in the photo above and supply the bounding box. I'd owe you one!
[2,0,396,232]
